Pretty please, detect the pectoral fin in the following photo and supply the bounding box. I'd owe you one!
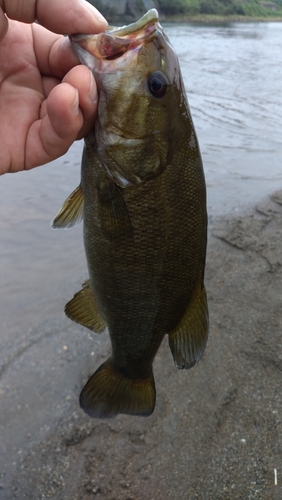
[168,284,209,369]
[51,185,84,229]
[97,180,133,238]
[65,280,106,333]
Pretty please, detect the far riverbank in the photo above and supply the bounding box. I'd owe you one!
[162,14,282,22]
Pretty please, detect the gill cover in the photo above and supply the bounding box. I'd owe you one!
[70,9,181,188]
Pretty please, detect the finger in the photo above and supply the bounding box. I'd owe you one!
[62,65,98,139]
[41,66,98,138]
[32,24,79,79]
[0,0,107,34]
[37,0,107,34]
[0,7,8,42]
[25,83,84,169]
[0,0,36,24]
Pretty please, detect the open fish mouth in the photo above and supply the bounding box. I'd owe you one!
[68,8,178,188]
[53,9,208,419]
[69,9,160,72]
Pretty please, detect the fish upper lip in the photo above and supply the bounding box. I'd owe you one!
[69,9,159,42]
[107,8,159,37]
[69,8,159,41]
[69,9,160,62]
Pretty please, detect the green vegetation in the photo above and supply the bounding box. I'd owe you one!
[158,0,282,17]
[88,0,282,20]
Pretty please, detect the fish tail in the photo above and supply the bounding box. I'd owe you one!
[80,359,156,418]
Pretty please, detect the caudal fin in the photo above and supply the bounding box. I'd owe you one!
[80,359,156,418]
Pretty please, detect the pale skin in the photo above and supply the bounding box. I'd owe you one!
[0,0,107,174]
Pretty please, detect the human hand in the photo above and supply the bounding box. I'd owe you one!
[0,0,107,174]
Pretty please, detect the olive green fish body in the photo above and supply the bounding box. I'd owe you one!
[82,129,206,369]
[52,9,208,418]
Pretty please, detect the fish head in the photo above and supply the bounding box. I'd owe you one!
[70,9,190,188]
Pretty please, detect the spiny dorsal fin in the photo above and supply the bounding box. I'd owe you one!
[80,359,156,418]
[51,184,84,229]
[168,284,209,369]
[65,280,107,333]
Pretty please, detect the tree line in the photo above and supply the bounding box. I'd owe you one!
[158,0,282,17]
[89,0,282,19]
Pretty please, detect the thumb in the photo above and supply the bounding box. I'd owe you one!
[0,8,8,42]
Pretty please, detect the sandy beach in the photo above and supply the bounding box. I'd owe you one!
[0,139,281,499]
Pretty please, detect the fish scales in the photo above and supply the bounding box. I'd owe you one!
[52,9,208,418]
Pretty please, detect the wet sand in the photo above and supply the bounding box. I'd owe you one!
[0,144,282,499]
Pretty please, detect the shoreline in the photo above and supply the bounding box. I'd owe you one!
[106,12,282,24]
[160,14,282,23]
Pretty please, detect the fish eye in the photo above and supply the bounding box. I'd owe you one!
[147,71,168,98]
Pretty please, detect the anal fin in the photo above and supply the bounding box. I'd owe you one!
[168,284,209,369]
[65,280,106,333]
[51,184,84,229]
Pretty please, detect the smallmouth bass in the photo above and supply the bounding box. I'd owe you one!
[52,9,208,418]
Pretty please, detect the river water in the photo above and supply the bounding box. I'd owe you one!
[168,21,282,215]
[2,22,282,217]
[0,21,282,495]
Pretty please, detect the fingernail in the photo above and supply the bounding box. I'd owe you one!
[88,72,97,103]
[81,0,108,27]
[71,89,79,115]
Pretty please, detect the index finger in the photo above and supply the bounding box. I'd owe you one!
[32,23,81,79]
[0,0,107,34]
